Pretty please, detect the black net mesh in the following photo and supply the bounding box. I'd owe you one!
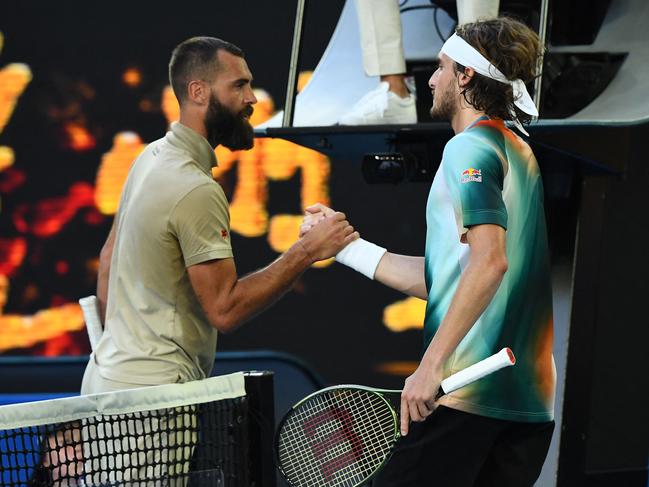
[0,397,249,486]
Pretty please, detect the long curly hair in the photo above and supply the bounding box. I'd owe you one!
[454,17,544,124]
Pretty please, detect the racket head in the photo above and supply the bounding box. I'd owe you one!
[275,385,400,487]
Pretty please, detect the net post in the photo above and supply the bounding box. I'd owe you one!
[244,371,277,487]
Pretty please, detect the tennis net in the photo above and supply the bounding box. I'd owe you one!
[0,372,249,486]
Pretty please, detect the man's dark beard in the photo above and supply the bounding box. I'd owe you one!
[429,90,456,122]
[205,94,254,150]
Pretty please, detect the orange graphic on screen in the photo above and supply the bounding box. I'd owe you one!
[95,132,146,215]
[0,238,27,277]
[377,295,426,377]
[13,182,96,237]
[0,304,85,353]
[122,67,143,88]
[383,296,426,332]
[0,274,86,353]
[376,361,419,376]
[0,32,89,354]
[0,31,32,172]
[63,122,96,152]
[380,296,428,377]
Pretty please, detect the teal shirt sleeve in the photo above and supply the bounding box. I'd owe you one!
[441,132,507,234]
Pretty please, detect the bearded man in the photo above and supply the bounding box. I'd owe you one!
[81,37,356,394]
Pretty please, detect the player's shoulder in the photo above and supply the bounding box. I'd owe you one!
[169,179,228,225]
[444,126,501,161]
[178,177,226,207]
[466,120,507,146]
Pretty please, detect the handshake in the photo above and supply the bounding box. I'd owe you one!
[296,203,358,263]
[298,203,387,280]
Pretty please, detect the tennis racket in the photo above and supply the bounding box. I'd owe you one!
[276,347,516,487]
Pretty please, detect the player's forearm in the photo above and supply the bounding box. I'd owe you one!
[422,253,507,369]
[374,253,428,299]
[211,243,312,331]
[334,239,427,299]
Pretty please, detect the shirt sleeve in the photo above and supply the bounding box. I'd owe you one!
[441,132,507,238]
[169,182,233,267]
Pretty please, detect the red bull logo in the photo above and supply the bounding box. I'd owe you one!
[460,167,482,183]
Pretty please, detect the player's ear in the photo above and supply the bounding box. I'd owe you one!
[187,80,209,105]
[458,67,474,87]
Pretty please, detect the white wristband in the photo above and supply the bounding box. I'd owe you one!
[335,238,387,280]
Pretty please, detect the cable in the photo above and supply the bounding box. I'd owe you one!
[399,5,455,43]
[400,5,434,14]
[434,6,457,42]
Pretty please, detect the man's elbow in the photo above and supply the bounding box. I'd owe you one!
[492,255,508,277]
[475,251,508,278]
[207,311,242,334]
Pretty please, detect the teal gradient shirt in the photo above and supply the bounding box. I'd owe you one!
[425,118,555,422]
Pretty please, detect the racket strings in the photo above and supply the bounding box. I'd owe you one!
[278,388,397,486]
[280,395,389,486]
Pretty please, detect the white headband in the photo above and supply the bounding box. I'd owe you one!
[440,33,537,135]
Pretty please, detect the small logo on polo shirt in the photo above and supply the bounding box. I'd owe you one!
[461,168,482,183]
[221,229,228,239]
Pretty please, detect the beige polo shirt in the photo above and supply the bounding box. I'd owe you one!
[94,122,232,386]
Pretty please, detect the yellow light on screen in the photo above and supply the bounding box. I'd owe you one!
[162,85,180,124]
[0,238,27,279]
[267,215,303,252]
[250,88,274,126]
[0,34,30,174]
[0,274,8,314]
[122,67,142,87]
[0,303,85,352]
[295,145,330,208]
[0,62,32,132]
[262,138,298,180]
[0,146,14,170]
[382,296,426,332]
[95,132,145,215]
[64,123,96,151]
[376,361,419,376]
[228,147,269,237]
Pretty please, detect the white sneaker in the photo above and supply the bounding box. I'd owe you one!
[339,82,417,125]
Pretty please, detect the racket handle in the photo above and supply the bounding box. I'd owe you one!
[439,348,516,396]
[79,295,104,352]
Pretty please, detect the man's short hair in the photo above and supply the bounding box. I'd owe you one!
[455,17,543,123]
[168,37,244,104]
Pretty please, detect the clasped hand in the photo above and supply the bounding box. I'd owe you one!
[298,203,358,262]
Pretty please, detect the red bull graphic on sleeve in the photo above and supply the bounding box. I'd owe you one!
[461,168,482,183]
